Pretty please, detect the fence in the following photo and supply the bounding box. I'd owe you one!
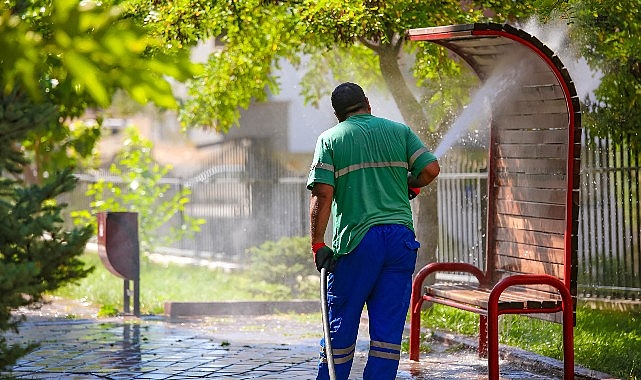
[579,130,640,300]
[67,133,641,301]
[67,138,309,262]
[436,157,487,271]
[435,131,641,301]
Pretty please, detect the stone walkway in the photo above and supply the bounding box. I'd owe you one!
[2,298,613,379]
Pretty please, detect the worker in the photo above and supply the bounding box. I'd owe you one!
[307,82,440,380]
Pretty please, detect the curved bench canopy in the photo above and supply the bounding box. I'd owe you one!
[407,23,581,296]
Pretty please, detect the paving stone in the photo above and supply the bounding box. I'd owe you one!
[2,303,608,380]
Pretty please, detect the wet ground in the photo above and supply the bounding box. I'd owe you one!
[2,297,615,379]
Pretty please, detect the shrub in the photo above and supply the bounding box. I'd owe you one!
[245,236,318,300]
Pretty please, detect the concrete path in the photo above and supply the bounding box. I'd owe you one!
[2,298,614,379]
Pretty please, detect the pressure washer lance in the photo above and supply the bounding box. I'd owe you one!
[320,267,337,380]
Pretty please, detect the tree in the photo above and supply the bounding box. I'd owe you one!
[73,126,206,254]
[121,0,544,270]
[568,0,641,153]
[0,89,92,369]
[0,0,200,368]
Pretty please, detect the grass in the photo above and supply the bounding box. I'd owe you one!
[420,303,641,379]
[53,253,641,378]
[53,252,296,315]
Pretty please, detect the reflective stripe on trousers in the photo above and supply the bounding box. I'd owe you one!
[368,339,401,361]
[319,342,356,365]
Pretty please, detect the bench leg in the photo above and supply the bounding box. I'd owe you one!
[563,309,575,379]
[487,309,500,380]
[409,297,424,361]
[478,315,488,358]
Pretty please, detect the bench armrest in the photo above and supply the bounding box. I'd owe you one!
[414,262,486,290]
[411,262,487,312]
[488,274,574,314]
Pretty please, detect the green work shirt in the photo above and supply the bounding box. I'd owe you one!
[307,113,437,256]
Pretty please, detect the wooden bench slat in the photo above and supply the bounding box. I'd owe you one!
[498,129,567,144]
[448,37,515,48]
[495,214,566,234]
[495,113,568,130]
[515,75,561,87]
[497,143,567,159]
[496,200,566,219]
[495,172,567,189]
[497,187,566,204]
[494,240,565,264]
[506,285,566,301]
[494,256,565,278]
[426,284,563,311]
[494,227,565,249]
[496,158,567,174]
[513,84,565,101]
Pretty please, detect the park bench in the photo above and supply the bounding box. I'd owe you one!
[406,23,581,380]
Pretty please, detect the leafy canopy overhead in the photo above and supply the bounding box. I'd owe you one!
[121,0,541,133]
[1,0,202,110]
[122,0,640,152]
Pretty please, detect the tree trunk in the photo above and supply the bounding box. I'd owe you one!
[377,42,439,275]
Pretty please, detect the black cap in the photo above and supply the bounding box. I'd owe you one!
[331,82,367,118]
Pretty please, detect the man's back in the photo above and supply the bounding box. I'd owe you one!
[314,113,425,254]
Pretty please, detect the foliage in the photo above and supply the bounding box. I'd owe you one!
[21,120,102,184]
[1,0,200,109]
[246,236,318,300]
[117,0,542,134]
[179,0,304,131]
[0,160,93,369]
[0,84,94,372]
[420,304,641,379]
[72,127,205,254]
[0,0,201,369]
[568,0,641,154]
[0,0,202,184]
[115,0,641,155]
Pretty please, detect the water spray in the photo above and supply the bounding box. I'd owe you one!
[430,17,603,160]
[432,57,525,159]
[522,17,602,104]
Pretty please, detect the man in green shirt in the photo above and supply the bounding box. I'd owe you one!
[307,82,440,379]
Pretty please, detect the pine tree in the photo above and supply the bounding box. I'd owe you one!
[0,88,94,369]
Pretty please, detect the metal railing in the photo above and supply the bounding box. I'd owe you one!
[579,130,641,300]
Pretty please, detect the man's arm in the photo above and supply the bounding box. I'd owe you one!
[408,161,440,188]
[309,183,334,244]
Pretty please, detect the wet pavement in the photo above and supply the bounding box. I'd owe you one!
[2,298,614,379]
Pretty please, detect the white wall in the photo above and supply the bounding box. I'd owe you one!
[270,59,404,154]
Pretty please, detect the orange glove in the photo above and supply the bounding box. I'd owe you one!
[408,186,420,200]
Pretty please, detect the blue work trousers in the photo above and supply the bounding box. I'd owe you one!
[317,224,419,380]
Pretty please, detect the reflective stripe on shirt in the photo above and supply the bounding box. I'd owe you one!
[335,161,408,179]
[409,147,429,168]
[310,162,335,172]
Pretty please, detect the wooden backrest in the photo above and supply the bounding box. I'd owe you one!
[484,49,581,302]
